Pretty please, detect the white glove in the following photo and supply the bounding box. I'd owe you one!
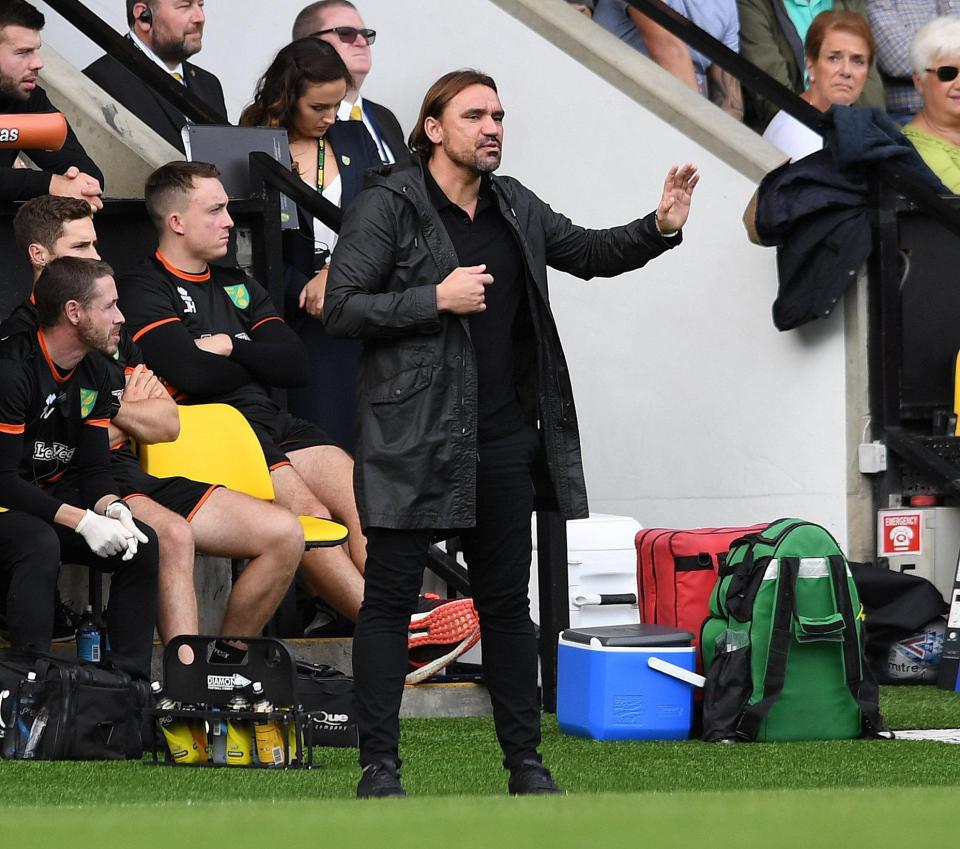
[75,509,135,560]
[104,500,148,561]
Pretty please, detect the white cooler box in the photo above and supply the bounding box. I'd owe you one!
[425,513,642,665]
[529,513,642,629]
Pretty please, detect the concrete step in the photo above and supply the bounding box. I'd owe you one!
[33,637,492,719]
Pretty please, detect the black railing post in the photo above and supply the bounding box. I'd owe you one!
[43,0,226,125]
[247,154,287,320]
[536,511,569,713]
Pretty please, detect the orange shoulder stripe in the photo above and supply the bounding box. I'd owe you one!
[132,316,180,342]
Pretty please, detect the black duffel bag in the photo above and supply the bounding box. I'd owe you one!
[0,650,149,760]
[296,660,357,748]
[850,563,949,681]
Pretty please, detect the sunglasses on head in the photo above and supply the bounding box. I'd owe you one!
[313,26,376,45]
[926,65,960,82]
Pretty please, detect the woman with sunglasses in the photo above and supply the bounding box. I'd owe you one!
[903,15,960,193]
[762,11,875,161]
[240,37,381,451]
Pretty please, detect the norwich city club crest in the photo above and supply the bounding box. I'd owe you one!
[80,388,98,418]
[223,284,250,309]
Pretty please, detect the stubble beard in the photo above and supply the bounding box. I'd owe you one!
[78,318,117,356]
[153,33,202,65]
[444,137,502,177]
[0,73,30,102]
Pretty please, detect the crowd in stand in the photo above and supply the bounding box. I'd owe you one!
[570,0,960,181]
[0,0,958,797]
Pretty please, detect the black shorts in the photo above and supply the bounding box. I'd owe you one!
[246,410,338,470]
[110,449,219,521]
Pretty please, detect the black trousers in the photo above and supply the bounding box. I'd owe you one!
[353,426,542,770]
[0,510,159,679]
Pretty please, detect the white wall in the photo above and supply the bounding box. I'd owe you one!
[35,0,849,541]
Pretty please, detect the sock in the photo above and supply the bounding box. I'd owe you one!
[210,639,246,665]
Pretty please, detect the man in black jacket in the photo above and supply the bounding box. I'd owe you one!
[324,69,698,798]
[84,0,226,153]
[292,1,410,165]
[0,0,103,205]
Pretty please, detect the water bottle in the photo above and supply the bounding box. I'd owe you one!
[151,682,204,764]
[13,672,44,758]
[76,605,102,663]
[0,689,13,759]
[225,692,254,766]
[208,705,227,765]
[22,707,48,759]
[181,701,209,763]
[251,682,285,767]
[281,708,299,765]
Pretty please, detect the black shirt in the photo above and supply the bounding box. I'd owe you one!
[0,85,104,202]
[422,162,528,441]
[2,298,141,453]
[0,325,116,521]
[118,252,306,429]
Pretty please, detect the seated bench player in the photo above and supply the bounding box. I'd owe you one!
[7,195,304,661]
[0,257,157,677]
[118,161,369,622]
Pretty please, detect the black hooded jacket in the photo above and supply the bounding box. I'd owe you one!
[324,159,681,530]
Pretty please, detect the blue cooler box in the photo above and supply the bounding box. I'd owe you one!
[557,624,697,741]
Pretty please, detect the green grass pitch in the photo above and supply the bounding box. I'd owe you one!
[2,685,959,848]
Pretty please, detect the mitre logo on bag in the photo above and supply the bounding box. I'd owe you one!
[879,512,922,556]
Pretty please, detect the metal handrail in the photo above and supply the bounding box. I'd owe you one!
[626,0,960,241]
[248,152,343,232]
[43,0,226,125]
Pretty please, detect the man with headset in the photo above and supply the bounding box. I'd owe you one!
[84,0,227,153]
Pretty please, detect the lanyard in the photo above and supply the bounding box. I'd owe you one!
[316,139,325,191]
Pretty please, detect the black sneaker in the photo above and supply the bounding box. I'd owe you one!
[508,759,563,795]
[357,761,406,799]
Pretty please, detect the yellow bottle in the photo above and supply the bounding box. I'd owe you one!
[285,710,299,764]
[151,682,205,765]
[225,694,253,766]
[252,682,285,767]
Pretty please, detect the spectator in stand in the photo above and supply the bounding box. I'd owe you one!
[239,38,380,451]
[902,15,960,193]
[6,196,304,660]
[0,0,103,207]
[763,10,875,160]
[867,0,960,125]
[593,0,744,120]
[738,0,885,131]
[292,1,411,166]
[0,256,157,677]
[84,0,227,153]
[566,0,595,16]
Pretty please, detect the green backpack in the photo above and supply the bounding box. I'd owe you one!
[701,518,884,742]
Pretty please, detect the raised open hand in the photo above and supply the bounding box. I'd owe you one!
[655,162,699,235]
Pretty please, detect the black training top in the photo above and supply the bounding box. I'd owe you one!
[422,162,528,442]
[118,252,307,428]
[0,325,116,521]
[2,299,142,453]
